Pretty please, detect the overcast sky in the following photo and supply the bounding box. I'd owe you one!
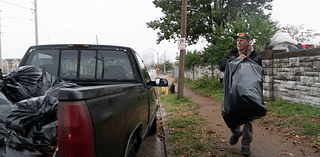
[0,0,320,64]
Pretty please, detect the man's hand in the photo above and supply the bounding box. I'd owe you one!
[237,54,247,59]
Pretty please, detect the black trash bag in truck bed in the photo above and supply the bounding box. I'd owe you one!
[6,95,58,137]
[2,121,57,157]
[1,95,58,157]
[222,58,267,129]
[44,82,79,98]
[0,66,63,103]
[0,66,80,156]
[0,92,15,147]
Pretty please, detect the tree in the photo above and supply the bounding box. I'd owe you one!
[279,24,320,45]
[147,0,273,45]
[232,13,278,50]
[184,50,202,70]
[159,60,174,72]
[203,13,278,65]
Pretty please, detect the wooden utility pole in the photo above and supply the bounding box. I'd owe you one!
[34,0,39,45]
[178,0,187,99]
[0,10,2,71]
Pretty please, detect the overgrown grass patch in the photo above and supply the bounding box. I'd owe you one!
[259,98,320,148]
[265,99,320,136]
[184,76,223,101]
[160,93,239,156]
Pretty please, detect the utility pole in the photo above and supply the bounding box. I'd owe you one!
[164,50,166,74]
[149,48,159,78]
[157,51,159,77]
[178,0,187,99]
[0,10,2,71]
[34,0,39,45]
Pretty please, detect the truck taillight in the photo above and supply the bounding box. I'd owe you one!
[58,101,95,157]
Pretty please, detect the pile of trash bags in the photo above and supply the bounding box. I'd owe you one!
[0,66,78,156]
[222,59,267,130]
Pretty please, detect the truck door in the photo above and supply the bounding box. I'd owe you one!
[135,55,157,125]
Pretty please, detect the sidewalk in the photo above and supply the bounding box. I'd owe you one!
[162,80,319,157]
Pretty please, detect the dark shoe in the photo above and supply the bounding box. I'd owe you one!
[241,148,251,156]
[229,132,242,145]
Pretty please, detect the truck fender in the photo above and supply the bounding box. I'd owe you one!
[124,122,142,157]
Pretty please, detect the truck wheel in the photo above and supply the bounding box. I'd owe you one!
[126,135,138,157]
[148,116,157,135]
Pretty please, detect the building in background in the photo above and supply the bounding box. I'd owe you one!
[2,59,21,74]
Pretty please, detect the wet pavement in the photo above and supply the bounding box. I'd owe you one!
[136,133,165,157]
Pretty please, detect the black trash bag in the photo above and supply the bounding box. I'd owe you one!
[39,71,64,96]
[1,66,64,103]
[0,123,8,147]
[1,146,40,157]
[222,58,267,129]
[44,82,79,98]
[6,95,58,138]
[1,66,43,103]
[33,121,57,146]
[1,120,57,156]
[0,92,15,147]
[0,92,14,121]
[1,130,41,157]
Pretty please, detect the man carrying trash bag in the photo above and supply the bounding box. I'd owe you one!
[219,33,267,156]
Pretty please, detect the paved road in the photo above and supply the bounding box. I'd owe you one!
[136,128,165,157]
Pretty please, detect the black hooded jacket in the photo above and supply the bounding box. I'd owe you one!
[219,48,262,72]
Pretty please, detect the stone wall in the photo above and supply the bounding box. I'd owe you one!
[184,64,223,80]
[260,48,320,108]
[185,48,320,108]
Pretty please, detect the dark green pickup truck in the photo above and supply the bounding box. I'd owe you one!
[19,44,168,157]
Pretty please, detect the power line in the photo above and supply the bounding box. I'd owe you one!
[0,0,33,10]
[2,15,32,20]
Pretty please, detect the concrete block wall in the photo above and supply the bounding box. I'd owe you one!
[184,64,223,80]
[260,48,320,107]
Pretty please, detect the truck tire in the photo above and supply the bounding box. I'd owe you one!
[126,134,138,157]
[148,116,157,135]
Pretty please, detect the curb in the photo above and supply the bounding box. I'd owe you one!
[159,97,173,157]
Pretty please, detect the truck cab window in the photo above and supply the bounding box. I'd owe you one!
[97,50,134,80]
[60,50,78,78]
[25,50,59,76]
[80,50,97,79]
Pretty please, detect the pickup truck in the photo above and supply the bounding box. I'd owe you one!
[18,44,168,157]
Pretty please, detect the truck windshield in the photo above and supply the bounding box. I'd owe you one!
[25,49,135,81]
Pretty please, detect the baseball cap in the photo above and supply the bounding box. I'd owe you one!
[233,33,250,40]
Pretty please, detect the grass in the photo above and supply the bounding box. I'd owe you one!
[265,99,320,136]
[160,93,238,156]
[184,76,224,101]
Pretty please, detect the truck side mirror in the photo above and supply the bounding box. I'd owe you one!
[147,78,168,87]
[155,78,168,86]
[147,78,168,86]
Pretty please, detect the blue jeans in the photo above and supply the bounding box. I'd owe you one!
[231,121,253,149]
